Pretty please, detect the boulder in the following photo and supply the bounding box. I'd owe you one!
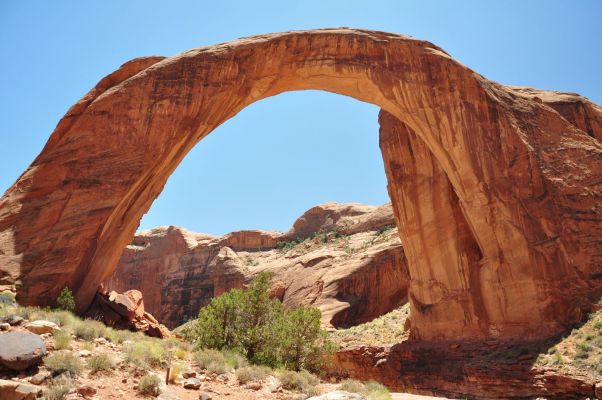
[24,320,59,334]
[0,379,42,400]
[183,378,202,390]
[0,322,10,331]
[0,332,46,370]
[84,289,171,338]
[76,384,97,398]
[4,315,24,326]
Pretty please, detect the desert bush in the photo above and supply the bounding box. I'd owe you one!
[173,347,188,360]
[362,381,392,400]
[277,369,320,395]
[192,272,334,371]
[236,365,272,383]
[73,319,106,341]
[87,354,116,374]
[138,373,161,396]
[43,378,74,400]
[194,348,228,374]
[44,352,83,376]
[340,378,365,393]
[168,361,185,383]
[123,340,165,369]
[53,330,72,350]
[222,349,248,369]
[340,379,391,400]
[0,291,15,305]
[55,287,76,312]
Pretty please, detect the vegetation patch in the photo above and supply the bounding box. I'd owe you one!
[44,352,83,377]
[331,304,409,347]
[535,308,602,379]
[236,365,272,383]
[188,272,335,372]
[138,373,162,396]
[87,354,117,374]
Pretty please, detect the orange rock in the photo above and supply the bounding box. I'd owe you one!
[0,29,599,345]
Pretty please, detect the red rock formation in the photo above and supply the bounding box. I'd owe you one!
[331,341,599,399]
[86,289,170,338]
[0,28,599,350]
[105,202,408,330]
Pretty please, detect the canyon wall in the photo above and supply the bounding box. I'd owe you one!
[105,203,409,329]
[0,29,599,344]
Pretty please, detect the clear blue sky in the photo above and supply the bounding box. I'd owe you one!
[1,1,600,235]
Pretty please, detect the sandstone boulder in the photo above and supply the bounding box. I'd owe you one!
[85,289,170,338]
[0,332,46,370]
[0,379,42,400]
[24,320,59,334]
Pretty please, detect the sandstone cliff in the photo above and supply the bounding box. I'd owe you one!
[104,203,409,330]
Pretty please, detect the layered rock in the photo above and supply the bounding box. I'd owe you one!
[105,202,409,329]
[331,341,600,399]
[85,288,171,338]
[0,28,599,351]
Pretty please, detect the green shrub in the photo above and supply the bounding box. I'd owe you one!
[236,365,272,383]
[44,352,83,376]
[277,369,320,395]
[55,287,76,312]
[123,340,165,369]
[73,319,106,341]
[222,349,248,369]
[138,373,161,396]
[53,330,72,350]
[191,272,334,371]
[340,379,365,393]
[87,354,116,374]
[43,378,74,400]
[0,291,15,305]
[168,361,185,383]
[194,349,228,374]
[362,381,392,400]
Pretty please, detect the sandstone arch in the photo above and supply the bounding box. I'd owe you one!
[0,29,600,342]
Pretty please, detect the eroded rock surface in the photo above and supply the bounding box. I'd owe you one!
[85,289,171,338]
[105,203,408,329]
[0,28,600,346]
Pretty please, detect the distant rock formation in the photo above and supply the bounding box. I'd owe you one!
[104,203,409,329]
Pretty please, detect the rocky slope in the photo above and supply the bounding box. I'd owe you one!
[105,203,409,330]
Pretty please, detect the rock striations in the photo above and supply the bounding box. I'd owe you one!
[0,29,600,397]
[104,202,408,330]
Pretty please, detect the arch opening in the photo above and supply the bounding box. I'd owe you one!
[1,29,598,343]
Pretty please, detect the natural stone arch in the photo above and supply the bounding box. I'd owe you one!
[0,29,600,342]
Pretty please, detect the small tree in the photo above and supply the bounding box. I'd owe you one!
[192,272,335,371]
[56,287,76,312]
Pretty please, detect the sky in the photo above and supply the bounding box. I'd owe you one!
[1,1,600,236]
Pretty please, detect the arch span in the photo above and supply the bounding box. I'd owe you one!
[0,29,600,341]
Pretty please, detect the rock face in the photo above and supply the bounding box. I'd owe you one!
[105,202,409,329]
[0,332,46,371]
[85,289,171,338]
[330,342,600,399]
[0,28,600,345]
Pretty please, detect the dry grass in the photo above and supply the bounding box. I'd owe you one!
[53,329,72,350]
[535,308,602,379]
[44,352,83,377]
[138,373,162,396]
[277,369,320,396]
[87,354,117,374]
[236,365,272,383]
[330,304,409,347]
[194,349,228,374]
